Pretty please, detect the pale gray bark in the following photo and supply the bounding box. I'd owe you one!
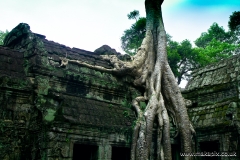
[60,0,194,159]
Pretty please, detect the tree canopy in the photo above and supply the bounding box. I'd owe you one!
[228,11,240,32]
[0,30,9,45]
[121,10,240,85]
[228,11,240,46]
[194,22,232,48]
[127,10,140,22]
[121,16,146,55]
[168,39,199,84]
[194,14,240,67]
[121,11,199,84]
[194,38,239,66]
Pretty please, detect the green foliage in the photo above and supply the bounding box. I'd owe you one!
[194,39,240,66]
[228,11,240,45]
[139,101,146,110]
[121,11,240,85]
[195,23,231,48]
[127,10,139,21]
[0,30,9,45]
[121,10,199,84]
[121,97,132,108]
[167,39,199,84]
[228,11,240,31]
[123,110,130,117]
[194,20,240,67]
[121,17,146,55]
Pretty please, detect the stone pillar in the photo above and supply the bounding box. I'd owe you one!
[98,144,112,160]
[221,133,230,160]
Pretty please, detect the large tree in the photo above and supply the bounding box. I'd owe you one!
[61,0,195,159]
[121,11,200,85]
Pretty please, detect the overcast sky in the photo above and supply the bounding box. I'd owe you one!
[1,0,239,53]
[1,0,239,87]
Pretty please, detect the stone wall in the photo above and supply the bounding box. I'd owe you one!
[183,55,240,159]
[4,22,237,160]
[0,23,142,160]
[0,46,34,159]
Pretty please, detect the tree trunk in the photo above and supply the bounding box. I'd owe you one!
[60,0,195,159]
[130,0,194,159]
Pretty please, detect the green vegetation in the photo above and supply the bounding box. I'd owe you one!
[0,30,9,45]
[121,10,240,85]
[195,22,232,48]
[194,21,240,66]
[167,38,199,84]
[121,10,146,56]
[228,11,240,32]
[44,108,56,122]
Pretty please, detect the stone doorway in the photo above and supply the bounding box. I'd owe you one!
[171,144,181,160]
[199,141,220,160]
[73,144,98,160]
[112,146,130,160]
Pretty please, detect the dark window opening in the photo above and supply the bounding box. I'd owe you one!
[112,146,130,160]
[226,113,233,120]
[192,102,198,108]
[199,141,220,160]
[73,144,98,160]
[172,144,181,160]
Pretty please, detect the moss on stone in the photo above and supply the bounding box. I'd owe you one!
[199,115,206,120]
[44,109,56,122]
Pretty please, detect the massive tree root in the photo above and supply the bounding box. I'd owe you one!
[60,0,195,159]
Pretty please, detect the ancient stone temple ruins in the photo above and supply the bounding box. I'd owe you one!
[0,23,240,159]
[183,55,240,159]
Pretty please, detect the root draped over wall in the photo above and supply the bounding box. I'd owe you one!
[60,0,195,159]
